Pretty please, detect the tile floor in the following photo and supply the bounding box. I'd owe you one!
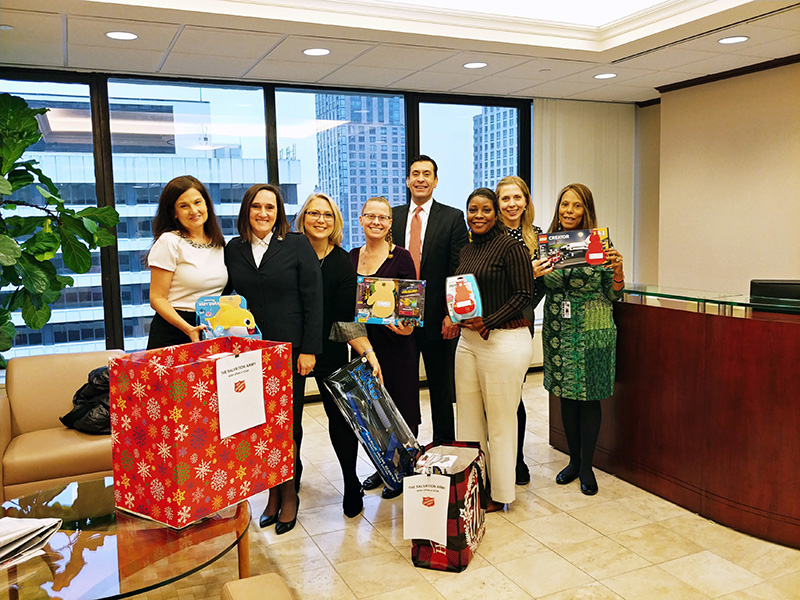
[143,371,800,600]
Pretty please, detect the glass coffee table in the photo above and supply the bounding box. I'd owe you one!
[1,477,250,599]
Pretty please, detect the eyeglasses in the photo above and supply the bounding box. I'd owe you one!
[361,213,391,223]
[305,210,335,221]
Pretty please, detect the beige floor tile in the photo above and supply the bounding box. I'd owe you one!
[314,522,396,564]
[363,582,447,600]
[659,550,763,597]
[282,564,357,600]
[361,492,405,524]
[616,488,691,522]
[496,548,594,597]
[534,484,600,512]
[717,581,800,600]
[254,535,330,572]
[610,523,704,563]
[709,533,800,580]
[660,514,746,549]
[431,564,531,600]
[538,581,624,600]
[770,571,800,599]
[370,516,409,549]
[516,512,602,549]
[475,516,545,563]
[555,536,651,579]
[602,565,711,600]
[297,502,352,536]
[334,550,428,598]
[500,488,562,524]
[569,499,653,535]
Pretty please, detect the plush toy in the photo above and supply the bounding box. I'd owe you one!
[453,279,476,316]
[367,280,396,319]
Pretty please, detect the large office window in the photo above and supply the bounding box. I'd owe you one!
[275,89,406,250]
[0,80,106,359]
[419,103,519,209]
[107,80,267,351]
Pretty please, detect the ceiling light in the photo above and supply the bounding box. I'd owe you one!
[303,48,330,56]
[106,31,138,41]
[463,62,488,69]
[594,73,617,80]
[0,24,14,31]
[718,35,749,45]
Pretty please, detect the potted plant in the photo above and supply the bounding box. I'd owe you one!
[0,92,120,366]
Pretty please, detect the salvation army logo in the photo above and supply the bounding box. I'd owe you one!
[422,496,435,507]
[234,380,246,393]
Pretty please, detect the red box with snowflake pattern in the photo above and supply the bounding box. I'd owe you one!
[108,336,293,528]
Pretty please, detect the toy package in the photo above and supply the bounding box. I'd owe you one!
[445,274,483,322]
[537,228,612,270]
[355,277,426,327]
[324,355,420,492]
[196,295,261,339]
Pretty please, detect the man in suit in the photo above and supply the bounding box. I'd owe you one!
[392,155,468,444]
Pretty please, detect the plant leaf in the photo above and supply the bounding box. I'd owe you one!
[0,177,11,196]
[0,234,22,266]
[4,215,44,237]
[59,214,94,246]
[21,293,51,330]
[59,231,92,273]
[22,230,61,261]
[77,206,120,228]
[15,253,50,294]
[93,228,117,247]
[0,309,16,352]
[0,94,46,176]
[6,167,35,192]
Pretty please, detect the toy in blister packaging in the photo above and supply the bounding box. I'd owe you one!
[324,356,420,491]
[355,277,426,327]
[196,295,261,339]
[537,228,612,270]
[445,274,483,322]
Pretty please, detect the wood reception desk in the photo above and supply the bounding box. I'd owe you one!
[548,287,800,549]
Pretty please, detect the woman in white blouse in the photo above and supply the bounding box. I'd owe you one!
[146,175,227,349]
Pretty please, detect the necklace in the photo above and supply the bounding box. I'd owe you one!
[318,242,332,268]
[179,232,213,249]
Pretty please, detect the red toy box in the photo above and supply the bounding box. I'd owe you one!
[109,337,293,528]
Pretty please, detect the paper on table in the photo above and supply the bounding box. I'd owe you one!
[215,349,266,439]
[403,473,449,545]
[0,517,61,570]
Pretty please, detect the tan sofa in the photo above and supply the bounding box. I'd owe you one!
[0,349,124,502]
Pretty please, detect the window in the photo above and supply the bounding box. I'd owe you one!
[276,90,405,250]
[0,80,106,359]
[419,103,519,208]
[108,80,267,351]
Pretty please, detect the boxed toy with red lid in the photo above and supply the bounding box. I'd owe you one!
[537,228,612,270]
[109,337,293,528]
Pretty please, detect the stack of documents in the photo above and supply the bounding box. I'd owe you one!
[0,517,61,569]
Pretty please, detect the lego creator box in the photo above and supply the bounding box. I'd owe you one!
[109,337,293,528]
[537,228,611,270]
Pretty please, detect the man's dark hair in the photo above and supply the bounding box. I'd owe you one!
[408,155,438,178]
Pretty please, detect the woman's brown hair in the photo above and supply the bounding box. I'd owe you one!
[237,184,290,240]
[152,175,225,247]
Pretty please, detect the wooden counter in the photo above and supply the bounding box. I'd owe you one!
[549,301,800,548]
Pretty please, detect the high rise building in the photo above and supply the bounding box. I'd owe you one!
[314,93,406,250]
[473,107,519,190]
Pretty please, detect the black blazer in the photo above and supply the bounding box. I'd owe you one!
[392,200,469,341]
[224,232,323,355]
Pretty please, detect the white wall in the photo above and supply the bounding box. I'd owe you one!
[658,62,800,295]
[634,104,661,285]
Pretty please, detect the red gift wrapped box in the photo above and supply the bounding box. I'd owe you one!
[109,337,293,528]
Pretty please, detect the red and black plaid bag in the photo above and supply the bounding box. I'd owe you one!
[411,441,488,572]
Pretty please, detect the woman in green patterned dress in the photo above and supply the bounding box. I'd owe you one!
[533,183,625,496]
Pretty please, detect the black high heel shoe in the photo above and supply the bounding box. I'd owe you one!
[343,485,364,518]
[362,471,382,491]
[259,510,279,528]
[275,497,300,535]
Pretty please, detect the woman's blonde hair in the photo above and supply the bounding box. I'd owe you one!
[496,176,537,257]
[295,192,344,247]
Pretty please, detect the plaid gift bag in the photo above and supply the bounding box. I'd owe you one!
[411,441,488,572]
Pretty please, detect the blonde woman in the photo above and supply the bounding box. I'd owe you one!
[495,176,543,486]
[349,197,419,500]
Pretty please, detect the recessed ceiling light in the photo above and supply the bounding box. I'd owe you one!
[106,31,138,41]
[718,35,749,45]
[303,48,330,56]
[0,24,14,31]
[463,62,488,69]
[594,73,617,80]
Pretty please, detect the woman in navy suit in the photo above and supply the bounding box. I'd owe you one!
[225,184,322,535]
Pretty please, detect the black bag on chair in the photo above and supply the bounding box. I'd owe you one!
[60,366,111,434]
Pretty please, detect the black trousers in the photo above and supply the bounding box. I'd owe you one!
[146,310,195,349]
[416,333,457,444]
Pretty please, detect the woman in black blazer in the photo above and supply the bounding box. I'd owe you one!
[225,184,322,535]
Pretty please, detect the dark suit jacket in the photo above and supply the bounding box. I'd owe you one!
[392,200,468,341]
[224,232,323,355]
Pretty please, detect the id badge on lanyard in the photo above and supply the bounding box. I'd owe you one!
[561,270,572,319]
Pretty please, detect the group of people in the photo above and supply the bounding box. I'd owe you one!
[144,155,625,532]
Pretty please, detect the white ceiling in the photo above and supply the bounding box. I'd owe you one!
[1,0,799,102]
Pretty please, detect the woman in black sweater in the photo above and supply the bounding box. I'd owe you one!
[451,188,534,512]
[295,192,381,518]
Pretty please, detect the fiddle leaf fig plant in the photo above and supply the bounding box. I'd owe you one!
[0,92,120,367]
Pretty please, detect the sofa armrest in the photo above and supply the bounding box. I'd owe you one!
[0,392,11,503]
